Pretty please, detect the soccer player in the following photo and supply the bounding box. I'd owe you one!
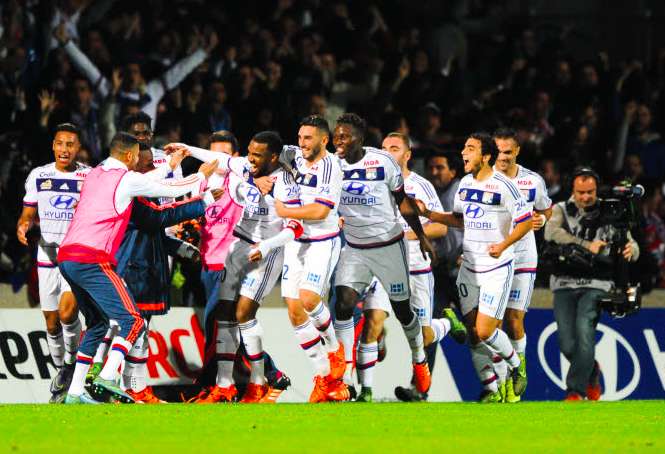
[330,114,437,402]
[354,132,466,402]
[115,144,212,403]
[17,123,90,402]
[57,132,215,404]
[418,132,532,403]
[492,128,551,401]
[273,115,350,402]
[166,131,304,403]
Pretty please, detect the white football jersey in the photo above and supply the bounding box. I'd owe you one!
[23,162,91,265]
[402,171,443,272]
[280,145,342,241]
[454,171,531,272]
[337,147,404,246]
[497,165,551,270]
[228,157,301,243]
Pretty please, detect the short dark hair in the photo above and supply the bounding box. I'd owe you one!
[120,112,152,133]
[251,131,283,155]
[299,115,330,136]
[469,131,498,166]
[493,127,519,146]
[54,123,81,139]
[109,132,140,154]
[138,140,151,152]
[209,130,238,152]
[428,150,463,178]
[336,112,367,140]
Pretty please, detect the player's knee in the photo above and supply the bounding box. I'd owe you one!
[422,326,434,346]
[390,300,412,325]
[58,301,77,324]
[298,290,320,311]
[287,304,308,326]
[476,325,496,342]
[334,287,357,319]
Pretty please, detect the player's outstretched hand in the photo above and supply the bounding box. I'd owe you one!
[532,212,546,231]
[163,143,188,155]
[16,221,30,246]
[254,176,275,195]
[169,148,189,170]
[248,247,263,262]
[199,160,218,179]
[488,242,505,258]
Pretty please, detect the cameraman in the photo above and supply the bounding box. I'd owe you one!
[544,168,639,401]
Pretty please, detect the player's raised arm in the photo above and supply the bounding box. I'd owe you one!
[164,142,247,177]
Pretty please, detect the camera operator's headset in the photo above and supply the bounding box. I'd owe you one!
[565,166,600,217]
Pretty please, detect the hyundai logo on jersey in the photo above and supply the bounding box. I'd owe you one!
[343,181,370,195]
[49,194,77,210]
[246,187,261,203]
[465,203,485,219]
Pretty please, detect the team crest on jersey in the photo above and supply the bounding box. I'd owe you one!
[482,191,494,204]
[40,179,52,190]
[77,180,83,192]
[366,167,377,180]
[521,188,536,202]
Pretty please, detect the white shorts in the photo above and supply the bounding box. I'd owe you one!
[281,236,341,299]
[362,272,434,325]
[506,271,536,312]
[38,265,71,312]
[456,261,514,320]
[334,238,410,301]
[219,239,283,303]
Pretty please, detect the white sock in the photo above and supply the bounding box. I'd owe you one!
[493,355,508,384]
[294,320,330,377]
[61,319,82,366]
[430,318,451,344]
[483,329,520,369]
[68,353,92,396]
[122,327,149,392]
[511,335,526,355]
[401,314,426,363]
[471,343,497,392]
[99,338,132,381]
[357,342,378,388]
[307,302,339,352]
[216,321,239,387]
[239,319,265,386]
[333,318,355,383]
[47,331,65,368]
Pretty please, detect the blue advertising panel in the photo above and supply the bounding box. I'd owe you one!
[439,308,665,401]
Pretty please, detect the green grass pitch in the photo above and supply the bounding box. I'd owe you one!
[2,401,664,453]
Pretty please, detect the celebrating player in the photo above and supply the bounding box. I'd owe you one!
[57,132,215,404]
[330,114,437,401]
[17,123,90,402]
[418,132,532,403]
[492,128,552,401]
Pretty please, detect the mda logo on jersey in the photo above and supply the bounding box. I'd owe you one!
[343,181,369,195]
[49,194,77,209]
[465,203,485,218]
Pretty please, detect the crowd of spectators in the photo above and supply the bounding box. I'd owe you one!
[1,0,664,295]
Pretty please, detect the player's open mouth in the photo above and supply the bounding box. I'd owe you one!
[57,154,70,161]
[336,147,344,155]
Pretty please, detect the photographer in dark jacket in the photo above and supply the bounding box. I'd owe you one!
[544,168,639,401]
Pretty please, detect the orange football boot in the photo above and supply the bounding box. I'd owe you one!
[413,361,432,393]
[325,376,350,402]
[240,383,268,403]
[309,376,329,403]
[126,386,165,404]
[195,385,238,403]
